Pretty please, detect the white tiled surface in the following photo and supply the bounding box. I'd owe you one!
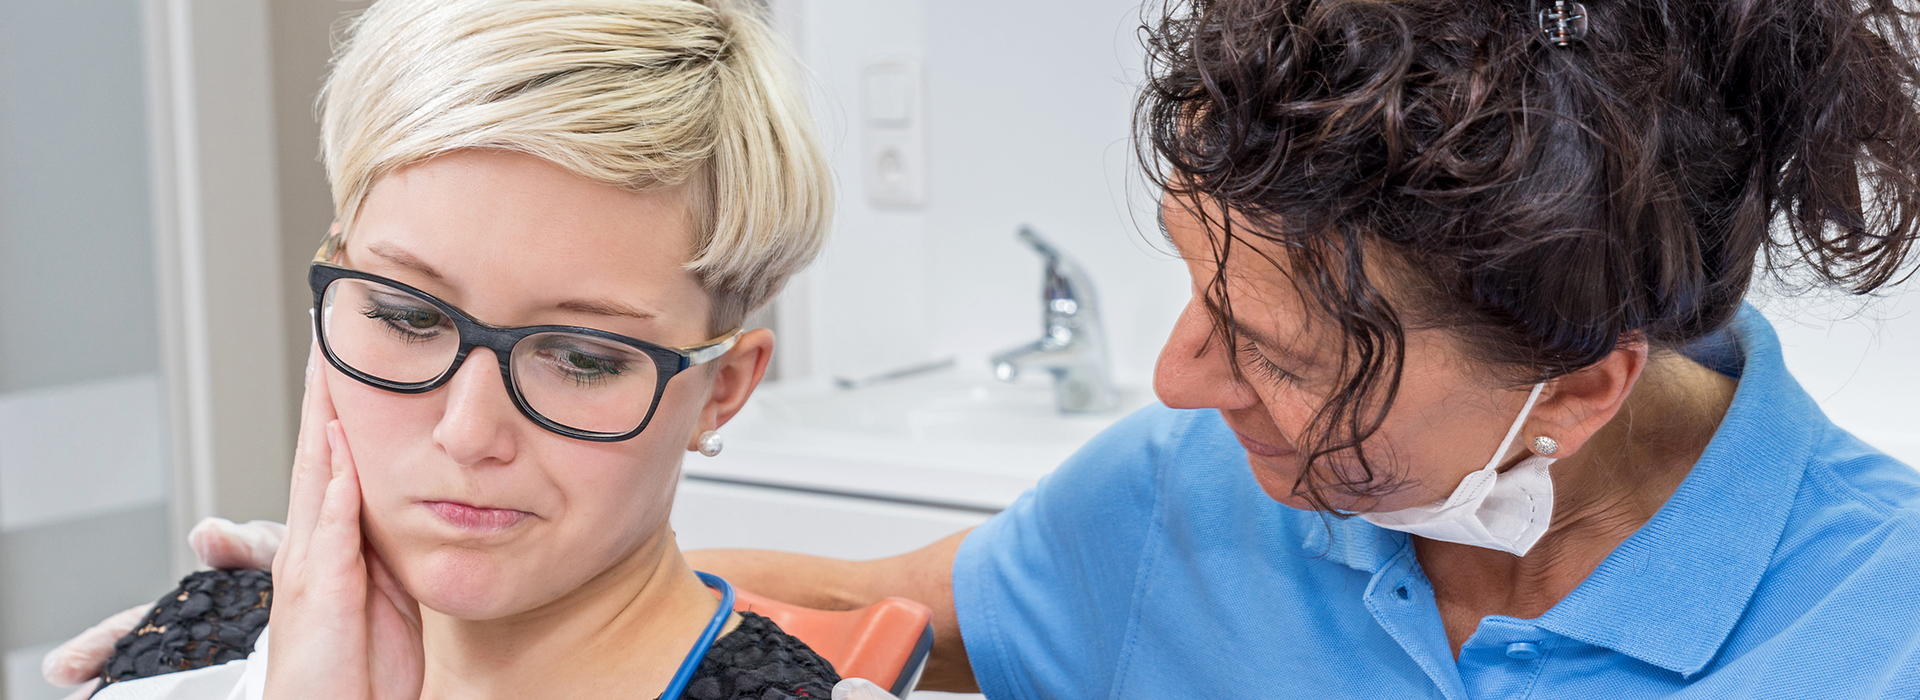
[0,374,167,533]
[6,643,69,700]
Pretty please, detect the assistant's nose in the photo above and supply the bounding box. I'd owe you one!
[432,348,520,467]
[1154,295,1261,410]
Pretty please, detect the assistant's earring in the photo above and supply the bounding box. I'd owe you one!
[696,430,724,457]
[1531,436,1561,456]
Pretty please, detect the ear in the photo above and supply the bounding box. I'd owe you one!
[1526,337,1649,459]
[686,328,775,451]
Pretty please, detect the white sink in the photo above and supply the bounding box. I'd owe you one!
[685,367,1154,511]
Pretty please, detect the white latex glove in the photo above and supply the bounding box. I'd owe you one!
[189,517,286,571]
[40,516,287,691]
[832,678,905,700]
[39,604,150,689]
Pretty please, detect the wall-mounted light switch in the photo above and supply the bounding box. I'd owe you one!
[862,57,925,209]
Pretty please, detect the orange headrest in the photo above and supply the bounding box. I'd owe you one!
[728,587,934,693]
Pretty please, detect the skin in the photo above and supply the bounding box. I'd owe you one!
[687,191,1738,688]
[267,149,776,700]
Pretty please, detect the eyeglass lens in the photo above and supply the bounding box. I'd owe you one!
[319,277,660,435]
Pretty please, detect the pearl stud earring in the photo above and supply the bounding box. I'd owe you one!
[1531,436,1560,456]
[697,430,724,457]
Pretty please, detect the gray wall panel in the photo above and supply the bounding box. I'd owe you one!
[0,505,173,652]
[0,0,160,394]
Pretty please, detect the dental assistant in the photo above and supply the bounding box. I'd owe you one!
[689,0,1920,697]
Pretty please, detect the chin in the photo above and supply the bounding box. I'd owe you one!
[1245,456,1374,513]
[401,546,533,620]
[1246,454,1314,509]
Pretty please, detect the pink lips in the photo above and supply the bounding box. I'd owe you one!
[1233,431,1297,458]
[425,501,532,533]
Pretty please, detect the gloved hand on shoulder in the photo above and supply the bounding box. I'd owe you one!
[38,517,285,699]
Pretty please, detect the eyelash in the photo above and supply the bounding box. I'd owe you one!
[1236,339,1303,386]
[361,302,447,344]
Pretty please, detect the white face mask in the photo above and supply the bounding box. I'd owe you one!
[1359,382,1556,557]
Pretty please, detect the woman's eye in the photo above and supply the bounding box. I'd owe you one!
[1237,339,1302,386]
[362,303,448,339]
[397,308,441,329]
[541,347,631,387]
[562,351,621,374]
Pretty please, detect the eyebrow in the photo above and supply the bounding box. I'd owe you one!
[555,299,657,321]
[367,241,444,280]
[366,241,656,321]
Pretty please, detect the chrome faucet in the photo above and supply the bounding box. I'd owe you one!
[990,226,1119,414]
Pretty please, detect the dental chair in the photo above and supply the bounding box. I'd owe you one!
[721,587,935,697]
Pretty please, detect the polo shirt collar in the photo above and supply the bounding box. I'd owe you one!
[1301,511,1405,574]
[1306,305,1820,677]
[1531,306,1818,676]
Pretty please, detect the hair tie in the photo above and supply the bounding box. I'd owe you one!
[1537,0,1590,48]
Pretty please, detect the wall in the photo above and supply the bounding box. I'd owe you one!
[0,0,174,697]
[270,0,372,447]
[785,0,1189,389]
[1765,289,1920,463]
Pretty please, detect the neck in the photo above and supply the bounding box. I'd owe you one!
[418,529,728,700]
[1415,350,1738,651]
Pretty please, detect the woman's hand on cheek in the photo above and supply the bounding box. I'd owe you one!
[267,353,425,700]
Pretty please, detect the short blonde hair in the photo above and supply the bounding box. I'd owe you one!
[320,0,832,330]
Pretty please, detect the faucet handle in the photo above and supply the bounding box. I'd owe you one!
[993,226,1118,414]
[1014,226,1093,319]
[1016,225,1061,264]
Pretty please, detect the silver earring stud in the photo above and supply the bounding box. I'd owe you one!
[1531,436,1560,456]
[696,430,724,457]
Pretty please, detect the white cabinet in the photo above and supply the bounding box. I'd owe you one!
[672,477,992,561]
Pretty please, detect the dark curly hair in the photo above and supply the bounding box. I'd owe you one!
[1136,0,1920,509]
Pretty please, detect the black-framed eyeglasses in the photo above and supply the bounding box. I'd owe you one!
[308,234,739,442]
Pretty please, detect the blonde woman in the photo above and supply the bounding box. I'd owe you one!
[74,0,838,698]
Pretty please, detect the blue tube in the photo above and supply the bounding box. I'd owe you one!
[659,571,736,700]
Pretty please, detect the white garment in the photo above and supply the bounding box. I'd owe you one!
[90,627,268,700]
[1358,383,1559,556]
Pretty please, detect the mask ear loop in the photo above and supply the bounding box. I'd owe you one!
[1492,382,1548,470]
[1431,381,1551,511]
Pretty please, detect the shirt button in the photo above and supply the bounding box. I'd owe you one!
[1505,642,1542,660]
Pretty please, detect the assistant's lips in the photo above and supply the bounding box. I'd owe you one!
[424,501,532,533]
[1232,431,1297,458]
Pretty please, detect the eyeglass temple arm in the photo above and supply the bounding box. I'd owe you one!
[685,330,741,367]
[315,232,345,263]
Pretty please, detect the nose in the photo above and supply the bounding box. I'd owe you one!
[1154,295,1261,410]
[432,348,520,467]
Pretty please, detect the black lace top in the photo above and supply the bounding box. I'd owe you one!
[99,570,842,700]
[674,610,840,700]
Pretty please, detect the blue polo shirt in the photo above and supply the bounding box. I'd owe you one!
[953,306,1920,699]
